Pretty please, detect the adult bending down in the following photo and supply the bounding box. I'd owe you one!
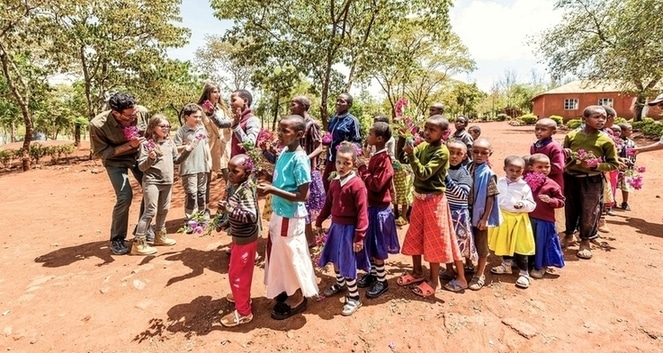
[634,94,663,154]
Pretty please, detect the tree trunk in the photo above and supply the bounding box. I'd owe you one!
[272,93,279,131]
[633,94,646,121]
[20,110,32,171]
[74,123,81,146]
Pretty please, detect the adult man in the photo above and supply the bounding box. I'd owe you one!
[634,93,663,154]
[90,93,155,255]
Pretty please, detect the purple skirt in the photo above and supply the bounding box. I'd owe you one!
[305,170,325,224]
[318,223,371,279]
[364,205,400,260]
[531,218,565,269]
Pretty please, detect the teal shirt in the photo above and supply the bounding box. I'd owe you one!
[408,142,449,194]
[563,129,618,174]
[272,149,311,218]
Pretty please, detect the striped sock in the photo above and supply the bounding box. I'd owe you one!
[376,263,386,282]
[346,278,359,299]
[335,271,346,287]
[370,260,377,276]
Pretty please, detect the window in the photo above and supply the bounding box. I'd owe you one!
[564,98,579,110]
[598,98,613,106]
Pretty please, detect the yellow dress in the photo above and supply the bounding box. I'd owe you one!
[488,210,535,256]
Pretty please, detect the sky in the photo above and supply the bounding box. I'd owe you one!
[169,0,563,94]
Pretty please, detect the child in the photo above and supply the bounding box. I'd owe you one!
[393,131,414,226]
[617,123,636,210]
[524,154,565,279]
[219,154,261,327]
[356,122,400,298]
[322,93,363,191]
[451,116,474,156]
[396,115,467,296]
[209,89,261,157]
[488,156,536,289]
[440,140,478,291]
[468,125,481,141]
[316,142,370,315]
[372,115,396,158]
[289,95,325,247]
[467,138,501,290]
[134,115,195,255]
[562,105,619,260]
[530,118,565,193]
[258,115,318,320]
[174,103,212,221]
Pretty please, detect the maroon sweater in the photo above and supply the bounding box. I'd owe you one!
[315,174,369,242]
[358,150,393,208]
[530,138,565,193]
[529,177,565,223]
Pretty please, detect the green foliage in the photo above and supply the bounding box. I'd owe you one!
[518,114,537,125]
[566,118,583,129]
[641,122,663,137]
[28,143,47,164]
[549,115,563,126]
[496,113,510,122]
[0,149,11,167]
[614,117,628,125]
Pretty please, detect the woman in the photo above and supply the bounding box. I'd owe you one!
[322,93,363,191]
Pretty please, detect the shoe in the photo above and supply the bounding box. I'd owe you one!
[275,291,288,303]
[145,227,155,244]
[606,208,617,216]
[109,238,129,255]
[357,274,377,288]
[490,263,513,275]
[271,298,307,320]
[341,296,362,316]
[468,275,485,291]
[130,236,157,256]
[220,310,253,327]
[152,229,176,246]
[366,280,389,298]
[323,283,346,297]
[621,202,631,211]
[515,274,531,289]
[597,219,610,233]
[530,269,545,279]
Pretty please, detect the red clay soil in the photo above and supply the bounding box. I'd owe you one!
[1,122,662,352]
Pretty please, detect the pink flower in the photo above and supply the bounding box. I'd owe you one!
[256,129,276,146]
[627,175,644,190]
[626,148,636,157]
[637,166,646,173]
[524,172,547,191]
[123,126,140,141]
[202,100,214,111]
[395,97,409,117]
[144,139,157,152]
[321,132,332,145]
[195,132,207,140]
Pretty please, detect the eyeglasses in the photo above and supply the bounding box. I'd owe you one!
[158,125,171,129]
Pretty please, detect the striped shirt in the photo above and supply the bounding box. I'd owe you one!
[445,164,472,210]
[227,180,260,245]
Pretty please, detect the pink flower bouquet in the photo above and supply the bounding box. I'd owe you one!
[123,126,140,141]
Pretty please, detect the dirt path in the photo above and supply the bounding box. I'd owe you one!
[1,122,662,352]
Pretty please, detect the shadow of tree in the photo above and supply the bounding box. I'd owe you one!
[34,240,116,267]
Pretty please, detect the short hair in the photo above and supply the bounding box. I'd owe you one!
[618,122,632,130]
[182,103,202,118]
[280,114,306,133]
[339,92,353,107]
[373,114,390,124]
[456,116,468,124]
[583,105,607,118]
[504,155,525,168]
[537,118,558,129]
[430,102,445,114]
[233,89,253,107]
[446,139,467,151]
[527,153,550,166]
[371,122,392,141]
[292,95,311,111]
[610,125,622,133]
[468,125,481,134]
[108,93,136,112]
[603,105,616,118]
[428,114,449,130]
[473,137,491,150]
[229,153,253,173]
[337,141,358,162]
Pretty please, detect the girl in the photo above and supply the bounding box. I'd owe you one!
[396,115,467,296]
[290,95,325,247]
[440,140,478,291]
[488,156,536,289]
[315,142,370,316]
[393,133,414,226]
[525,154,565,279]
[134,115,195,255]
[322,93,362,191]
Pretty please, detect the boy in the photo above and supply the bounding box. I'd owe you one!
[219,154,260,327]
[468,125,481,141]
[530,118,565,193]
[467,138,501,290]
[357,122,399,298]
[210,89,261,157]
[562,105,619,260]
[617,123,636,210]
[451,116,474,156]
[257,115,318,320]
[372,115,395,158]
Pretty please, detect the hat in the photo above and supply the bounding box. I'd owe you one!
[647,93,663,106]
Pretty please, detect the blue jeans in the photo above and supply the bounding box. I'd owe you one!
[105,164,144,241]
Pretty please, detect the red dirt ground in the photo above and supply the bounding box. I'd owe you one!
[1,122,662,352]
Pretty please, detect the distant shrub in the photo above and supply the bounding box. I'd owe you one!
[496,113,510,121]
[566,118,582,129]
[549,115,563,126]
[614,117,628,125]
[518,114,537,125]
[641,121,663,137]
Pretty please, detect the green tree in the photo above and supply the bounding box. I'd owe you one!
[537,0,663,120]
[211,0,453,127]
[450,82,486,118]
[194,36,255,92]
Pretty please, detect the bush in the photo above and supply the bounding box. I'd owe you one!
[0,149,11,168]
[518,114,537,125]
[549,115,563,126]
[28,143,48,164]
[496,113,510,122]
[641,121,663,137]
[566,118,582,129]
[632,117,655,131]
[614,117,628,125]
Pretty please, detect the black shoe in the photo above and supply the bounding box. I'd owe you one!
[366,280,389,299]
[275,291,288,303]
[357,274,377,288]
[621,202,631,211]
[110,238,129,255]
[271,298,307,320]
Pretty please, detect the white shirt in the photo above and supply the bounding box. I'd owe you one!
[496,177,536,213]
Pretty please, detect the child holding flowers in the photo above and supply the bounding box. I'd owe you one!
[617,123,637,210]
[562,105,619,260]
[135,115,196,255]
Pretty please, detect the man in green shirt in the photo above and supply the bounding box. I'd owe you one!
[90,93,152,255]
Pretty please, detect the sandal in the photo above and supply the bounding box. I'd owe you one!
[443,279,468,293]
[396,273,425,286]
[411,281,436,297]
[490,263,513,275]
[220,310,253,327]
[395,217,408,226]
[323,283,346,297]
[341,296,362,316]
[469,275,485,291]
[515,275,531,289]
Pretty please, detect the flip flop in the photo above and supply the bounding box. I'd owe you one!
[411,281,436,297]
[397,273,426,286]
[443,279,468,293]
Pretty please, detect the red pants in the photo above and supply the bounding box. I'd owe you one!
[228,240,257,316]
